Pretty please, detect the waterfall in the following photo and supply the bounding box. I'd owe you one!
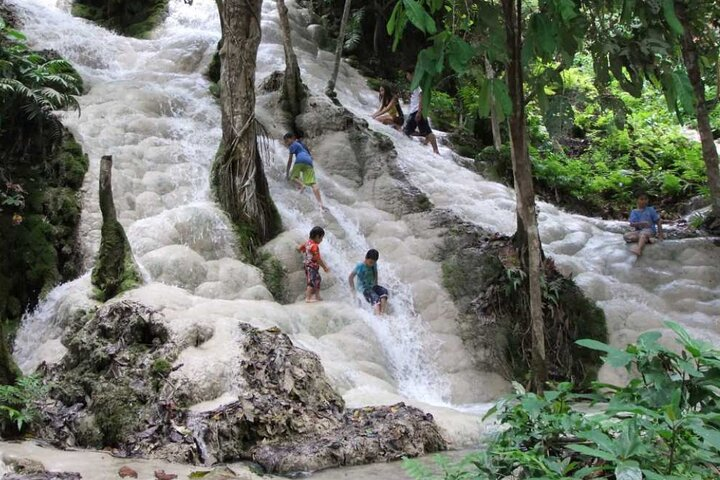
[8,0,720,449]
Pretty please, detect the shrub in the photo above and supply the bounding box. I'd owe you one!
[405,322,720,479]
[0,375,46,436]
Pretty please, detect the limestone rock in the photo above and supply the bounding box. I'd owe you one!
[141,245,208,289]
[36,302,446,474]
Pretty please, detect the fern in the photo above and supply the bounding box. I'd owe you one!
[343,7,365,51]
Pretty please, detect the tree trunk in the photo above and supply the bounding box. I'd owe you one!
[215,0,282,246]
[676,3,720,226]
[276,0,306,120]
[326,0,352,98]
[91,155,142,301]
[373,11,383,57]
[501,0,547,393]
[485,56,503,150]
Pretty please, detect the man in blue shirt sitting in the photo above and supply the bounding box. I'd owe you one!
[623,193,664,256]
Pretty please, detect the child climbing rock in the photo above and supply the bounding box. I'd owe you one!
[348,249,389,315]
[284,133,326,210]
[298,226,330,303]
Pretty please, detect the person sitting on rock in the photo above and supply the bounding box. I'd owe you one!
[372,84,404,129]
[298,226,330,303]
[284,133,325,211]
[348,249,389,315]
[623,192,664,256]
[403,67,440,155]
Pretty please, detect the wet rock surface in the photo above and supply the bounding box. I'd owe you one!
[434,211,608,387]
[36,301,446,474]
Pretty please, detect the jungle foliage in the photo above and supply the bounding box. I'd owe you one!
[405,322,720,479]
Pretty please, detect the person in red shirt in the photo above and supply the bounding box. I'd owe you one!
[298,226,330,302]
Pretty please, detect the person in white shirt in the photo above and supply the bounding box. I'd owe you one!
[403,67,440,155]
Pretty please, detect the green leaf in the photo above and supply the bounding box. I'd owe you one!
[556,0,578,22]
[567,444,617,462]
[615,463,642,480]
[661,0,683,35]
[447,35,475,74]
[402,0,437,34]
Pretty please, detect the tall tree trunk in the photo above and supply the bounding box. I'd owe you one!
[485,56,503,150]
[501,0,547,393]
[326,0,352,98]
[215,0,281,245]
[676,3,720,226]
[276,0,306,120]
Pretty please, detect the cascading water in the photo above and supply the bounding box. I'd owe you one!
[9,0,492,445]
[8,0,720,456]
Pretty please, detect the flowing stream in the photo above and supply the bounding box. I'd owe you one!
[6,0,720,461]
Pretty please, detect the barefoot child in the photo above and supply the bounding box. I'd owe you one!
[403,67,439,155]
[284,133,325,210]
[623,193,663,256]
[348,249,389,315]
[298,226,330,302]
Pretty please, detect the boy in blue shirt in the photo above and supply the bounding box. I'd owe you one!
[283,133,325,210]
[623,193,663,256]
[348,249,389,315]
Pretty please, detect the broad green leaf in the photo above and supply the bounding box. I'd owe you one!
[615,463,642,480]
[661,0,683,35]
[447,35,474,74]
[402,0,436,35]
[567,444,617,462]
[556,0,578,22]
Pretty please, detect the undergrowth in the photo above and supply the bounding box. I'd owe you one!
[405,321,720,479]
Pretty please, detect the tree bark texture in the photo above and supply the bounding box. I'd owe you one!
[501,0,547,393]
[276,0,306,120]
[326,0,352,97]
[676,3,720,225]
[216,0,282,245]
[91,155,142,301]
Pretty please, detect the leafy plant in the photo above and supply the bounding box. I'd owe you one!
[0,375,46,434]
[405,322,720,479]
[0,17,81,130]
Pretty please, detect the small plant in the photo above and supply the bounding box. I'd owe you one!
[690,212,706,229]
[405,322,720,479]
[0,375,46,434]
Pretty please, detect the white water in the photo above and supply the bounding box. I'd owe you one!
[7,0,720,454]
[9,0,497,448]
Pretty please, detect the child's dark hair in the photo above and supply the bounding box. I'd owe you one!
[637,192,649,199]
[283,132,296,140]
[309,226,325,240]
[366,249,379,261]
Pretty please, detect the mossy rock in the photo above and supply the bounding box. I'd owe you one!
[256,253,288,304]
[71,0,169,39]
[91,219,142,301]
[92,382,144,445]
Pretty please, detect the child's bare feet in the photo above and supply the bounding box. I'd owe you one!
[630,245,641,256]
[305,298,318,303]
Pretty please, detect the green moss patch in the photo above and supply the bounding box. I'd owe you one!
[72,0,169,39]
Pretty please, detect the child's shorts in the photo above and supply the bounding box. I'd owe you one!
[363,285,389,306]
[305,266,321,290]
[623,229,655,243]
[291,163,316,187]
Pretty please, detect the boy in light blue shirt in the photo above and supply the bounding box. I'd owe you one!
[348,249,389,315]
[623,193,663,256]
